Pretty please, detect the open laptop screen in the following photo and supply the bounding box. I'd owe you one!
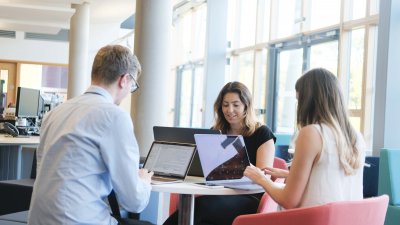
[143,141,196,178]
[153,126,221,144]
[194,134,250,181]
[153,126,221,177]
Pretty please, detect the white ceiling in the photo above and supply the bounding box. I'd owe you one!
[0,0,135,34]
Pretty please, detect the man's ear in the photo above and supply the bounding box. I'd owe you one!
[118,74,128,89]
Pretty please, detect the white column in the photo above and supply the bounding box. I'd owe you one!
[372,0,400,155]
[67,2,90,99]
[202,0,229,128]
[132,0,172,156]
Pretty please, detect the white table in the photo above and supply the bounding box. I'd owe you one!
[0,135,39,180]
[151,176,263,225]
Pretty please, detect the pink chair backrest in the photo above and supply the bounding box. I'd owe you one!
[169,193,179,215]
[272,157,288,182]
[256,178,285,213]
[273,157,288,170]
[233,195,389,225]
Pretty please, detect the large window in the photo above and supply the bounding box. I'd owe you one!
[275,48,304,133]
[175,64,204,128]
[272,31,339,133]
[171,0,379,151]
[171,3,207,127]
[225,0,378,151]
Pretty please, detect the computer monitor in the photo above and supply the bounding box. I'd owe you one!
[15,87,41,118]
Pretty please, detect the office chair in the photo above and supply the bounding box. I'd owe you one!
[363,156,380,198]
[378,149,400,225]
[108,190,154,225]
[275,145,291,163]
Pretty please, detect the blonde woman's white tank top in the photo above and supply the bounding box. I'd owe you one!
[299,123,365,208]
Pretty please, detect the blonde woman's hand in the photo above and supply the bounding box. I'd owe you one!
[261,166,289,179]
[244,164,268,185]
[139,168,153,184]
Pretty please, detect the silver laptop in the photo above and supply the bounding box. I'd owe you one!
[194,134,263,190]
[143,141,196,184]
[153,126,221,177]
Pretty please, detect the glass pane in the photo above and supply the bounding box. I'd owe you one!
[276,48,303,133]
[0,70,9,93]
[362,25,378,146]
[370,0,379,15]
[349,0,367,20]
[349,116,361,131]
[20,64,42,89]
[260,0,271,42]
[309,0,340,30]
[237,52,254,93]
[276,0,300,39]
[227,0,238,49]
[253,49,268,124]
[238,0,257,47]
[348,28,365,110]
[172,13,193,65]
[168,69,177,126]
[310,40,339,74]
[172,5,207,64]
[192,67,204,127]
[178,69,193,127]
[191,5,207,59]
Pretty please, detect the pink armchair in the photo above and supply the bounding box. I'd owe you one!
[256,178,284,213]
[233,195,389,225]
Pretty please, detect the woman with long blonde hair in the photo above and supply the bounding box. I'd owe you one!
[245,68,365,209]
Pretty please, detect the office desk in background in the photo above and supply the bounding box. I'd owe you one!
[0,135,39,180]
[151,176,263,225]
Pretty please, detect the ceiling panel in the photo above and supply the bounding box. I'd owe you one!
[0,0,135,35]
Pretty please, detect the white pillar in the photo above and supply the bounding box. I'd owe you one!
[132,0,172,156]
[68,2,90,99]
[372,0,400,155]
[203,0,229,128]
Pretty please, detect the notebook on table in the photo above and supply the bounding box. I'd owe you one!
[143,141,196,184]
[153,126,221,177]
[194,134,263,190]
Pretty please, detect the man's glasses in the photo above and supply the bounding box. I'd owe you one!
[127,73,140,93]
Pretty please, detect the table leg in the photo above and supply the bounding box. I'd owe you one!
[178,194,195,225]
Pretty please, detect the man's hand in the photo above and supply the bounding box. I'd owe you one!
[138,168,153,183]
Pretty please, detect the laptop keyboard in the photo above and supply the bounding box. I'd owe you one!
[215,181,252,186]
[152,176,179,182]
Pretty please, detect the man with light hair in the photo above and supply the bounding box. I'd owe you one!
[28,45,153,225]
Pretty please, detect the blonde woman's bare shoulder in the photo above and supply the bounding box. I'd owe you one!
[296,125,323,154]
[298,124,321,137]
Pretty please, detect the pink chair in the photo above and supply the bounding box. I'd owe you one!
[256,178,285,213]
[169,193,180,215]
[256,157,288,214]
[271,157,288,182]
[233,195,389,225]
[273,157,288,171]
